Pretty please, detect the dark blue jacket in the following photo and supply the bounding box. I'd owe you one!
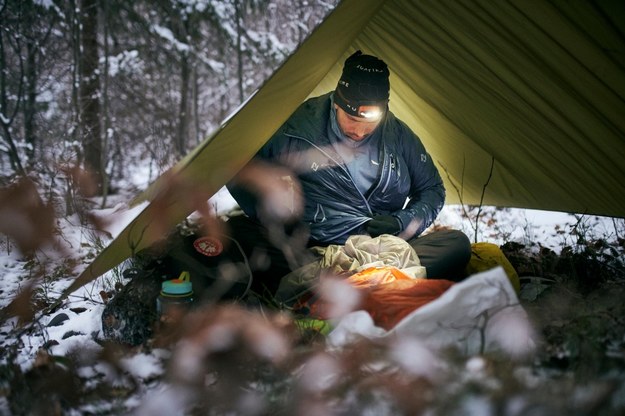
[228,93,445,245]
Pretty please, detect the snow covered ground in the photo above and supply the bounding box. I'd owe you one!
[0,187,622,414]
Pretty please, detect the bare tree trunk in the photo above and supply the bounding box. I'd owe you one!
[69,0,81,148]
[234,0,244,104]
[193,64,200,145]
[0,16,25,176]
[79,0,104,191]
[100,0,111,206]
[297,0,306,45]
[23,37,37,163]
[176,52,190,156]
[21,0,55,164]
[170,7,191,157]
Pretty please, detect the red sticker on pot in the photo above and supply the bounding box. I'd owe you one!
[193,236,223,257]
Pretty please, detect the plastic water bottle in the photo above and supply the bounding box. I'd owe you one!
[156,271,194,326]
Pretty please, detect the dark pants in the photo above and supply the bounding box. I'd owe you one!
[408,229,472,281]
[224,215,472,295]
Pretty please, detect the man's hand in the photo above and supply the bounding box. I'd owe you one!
[366,215,401,237]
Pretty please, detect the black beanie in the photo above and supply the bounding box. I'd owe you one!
[334,50,390,117]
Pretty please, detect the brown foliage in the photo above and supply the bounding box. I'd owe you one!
[0,177,55,256]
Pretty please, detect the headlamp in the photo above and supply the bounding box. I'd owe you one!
[334,88,387,121]
[358,106,383,120]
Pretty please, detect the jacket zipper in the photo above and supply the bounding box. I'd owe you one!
[381,153,395,193]
[287,133,373,213]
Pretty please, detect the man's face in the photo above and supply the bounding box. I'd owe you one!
[335,104,383,141]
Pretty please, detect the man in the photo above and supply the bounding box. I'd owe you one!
[226,51,471,296]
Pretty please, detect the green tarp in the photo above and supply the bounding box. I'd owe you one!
[63,0,625,296]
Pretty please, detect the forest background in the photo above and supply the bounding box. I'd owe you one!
[1,0,338,201]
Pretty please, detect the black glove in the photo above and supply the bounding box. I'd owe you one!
[366,215,401,237]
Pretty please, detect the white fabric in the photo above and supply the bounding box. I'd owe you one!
[275,234,425,305]
[316,234,426,277]
[327,267,536,356]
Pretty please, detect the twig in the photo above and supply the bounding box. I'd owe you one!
[440,157,470,221]
[474,157,495,243]
[611,217,622,241]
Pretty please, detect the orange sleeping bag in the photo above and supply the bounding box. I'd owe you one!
[304,266,455,330]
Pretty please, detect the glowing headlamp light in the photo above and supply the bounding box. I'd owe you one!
[334,88,386,120]
[357,105,384,121]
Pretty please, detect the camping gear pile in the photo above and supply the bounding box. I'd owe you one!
[102,223,527,355]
